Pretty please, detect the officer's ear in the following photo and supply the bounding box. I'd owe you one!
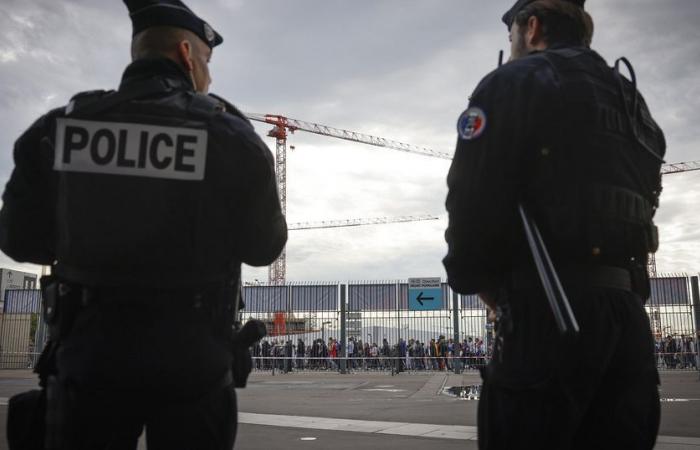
[526,15,546,49]
[176,39,195,72]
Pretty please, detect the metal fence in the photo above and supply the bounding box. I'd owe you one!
[0,289,45,369]
[647,276,699,370]
[244,276,700,374]
[0,276,698,372]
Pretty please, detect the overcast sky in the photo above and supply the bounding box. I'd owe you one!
[0,0,698,283]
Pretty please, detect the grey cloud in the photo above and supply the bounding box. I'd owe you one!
[1,1,698,281]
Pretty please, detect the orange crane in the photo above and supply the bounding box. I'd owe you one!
[247,113,450,284]
[248,112,699,283]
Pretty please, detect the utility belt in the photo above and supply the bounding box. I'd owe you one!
[38,276,265,386]
[510,265,634,294]
[41,278,235,343]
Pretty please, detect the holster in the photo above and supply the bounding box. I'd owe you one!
[230,337,253,388]
[630,258,651,302]
[225,278,267,388]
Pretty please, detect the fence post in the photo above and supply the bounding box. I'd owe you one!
[691,276,699,377]
[453,290,462,374]
[339,283,347,374]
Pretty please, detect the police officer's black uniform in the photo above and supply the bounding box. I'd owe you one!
[0,1,286,449]
[443,1,665,449]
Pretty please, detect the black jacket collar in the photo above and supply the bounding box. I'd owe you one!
[119,58,194,92]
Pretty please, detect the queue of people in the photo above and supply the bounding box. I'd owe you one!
[250,335,493,372]
[655,335,698,369]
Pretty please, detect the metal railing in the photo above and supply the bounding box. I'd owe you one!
[0,275,698,372]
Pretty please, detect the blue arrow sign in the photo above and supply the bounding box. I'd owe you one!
[408,278,442,311]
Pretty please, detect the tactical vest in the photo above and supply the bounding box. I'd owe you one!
[525,48,665,267]
[52,77,249,287]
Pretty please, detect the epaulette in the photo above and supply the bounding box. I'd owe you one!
[205,93,252,125]
[65,90,113,116]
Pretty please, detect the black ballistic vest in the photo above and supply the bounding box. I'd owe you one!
[525,48,665,268]
[52,65,250,288]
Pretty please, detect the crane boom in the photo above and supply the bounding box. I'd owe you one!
[661,160,700,175]
[247,113,453,160]
[248,112,699,174]
[288,215,439,231]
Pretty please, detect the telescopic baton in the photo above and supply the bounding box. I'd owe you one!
[518,204,580,336]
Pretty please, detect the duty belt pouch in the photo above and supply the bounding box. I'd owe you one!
[7,389,46,450]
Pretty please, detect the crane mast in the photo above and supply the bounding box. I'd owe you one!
[266,122,289,285]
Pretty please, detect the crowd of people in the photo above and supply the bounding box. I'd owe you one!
[655,335,698,369]
[251,333,700,373]
[251,335,493,372]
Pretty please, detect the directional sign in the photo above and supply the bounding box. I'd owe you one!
[408,277,443,311]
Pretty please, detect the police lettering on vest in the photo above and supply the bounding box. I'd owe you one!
[54,118,207,181]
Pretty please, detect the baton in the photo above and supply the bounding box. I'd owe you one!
[518,203,580,336]
[232,278,243,330]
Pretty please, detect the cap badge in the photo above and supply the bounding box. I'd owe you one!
[203,22,215,42]
[457,107,487,140]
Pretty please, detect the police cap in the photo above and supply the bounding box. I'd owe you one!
[124,0,223,48]
[502,0,586,29]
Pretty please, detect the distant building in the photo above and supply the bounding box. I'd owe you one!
[0,268,38,311]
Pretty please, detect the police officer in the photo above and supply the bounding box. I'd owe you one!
[0,1,286,449]
[443,1,665,448]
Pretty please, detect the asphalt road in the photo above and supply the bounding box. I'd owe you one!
[0,369,697,449]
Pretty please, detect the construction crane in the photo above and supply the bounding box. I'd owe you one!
[647,160,700,276]
[248,112,699,282]
[247,113,452,284]
[661,160,700,175]
[288,215,439,231]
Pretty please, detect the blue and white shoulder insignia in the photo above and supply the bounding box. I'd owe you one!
[457,107,487,141]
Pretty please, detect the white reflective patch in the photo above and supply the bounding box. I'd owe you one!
[54,118,207,181]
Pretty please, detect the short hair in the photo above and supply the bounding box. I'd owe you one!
[131,26,192,60]
[514,0,594,47]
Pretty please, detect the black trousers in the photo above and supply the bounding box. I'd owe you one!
[51,294,237,450]
[478,287,660,450]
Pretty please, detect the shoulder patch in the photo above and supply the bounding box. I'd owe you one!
[457,107,487,141]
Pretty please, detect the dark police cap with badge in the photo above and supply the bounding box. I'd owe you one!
[502,0,586,29]
[124,0,223,48]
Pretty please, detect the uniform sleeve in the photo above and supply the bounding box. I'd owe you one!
[443,67,553,294]
[0,113,58,264]
[231,126,288,267]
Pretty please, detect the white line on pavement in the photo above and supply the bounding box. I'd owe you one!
[238,412,478,441]
[238,412,700,446]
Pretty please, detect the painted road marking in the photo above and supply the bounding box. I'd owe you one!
[239,412,475,440]
[238,412,700,446]
[361,388,406,393]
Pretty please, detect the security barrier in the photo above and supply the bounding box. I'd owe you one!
[0,276,698,372]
